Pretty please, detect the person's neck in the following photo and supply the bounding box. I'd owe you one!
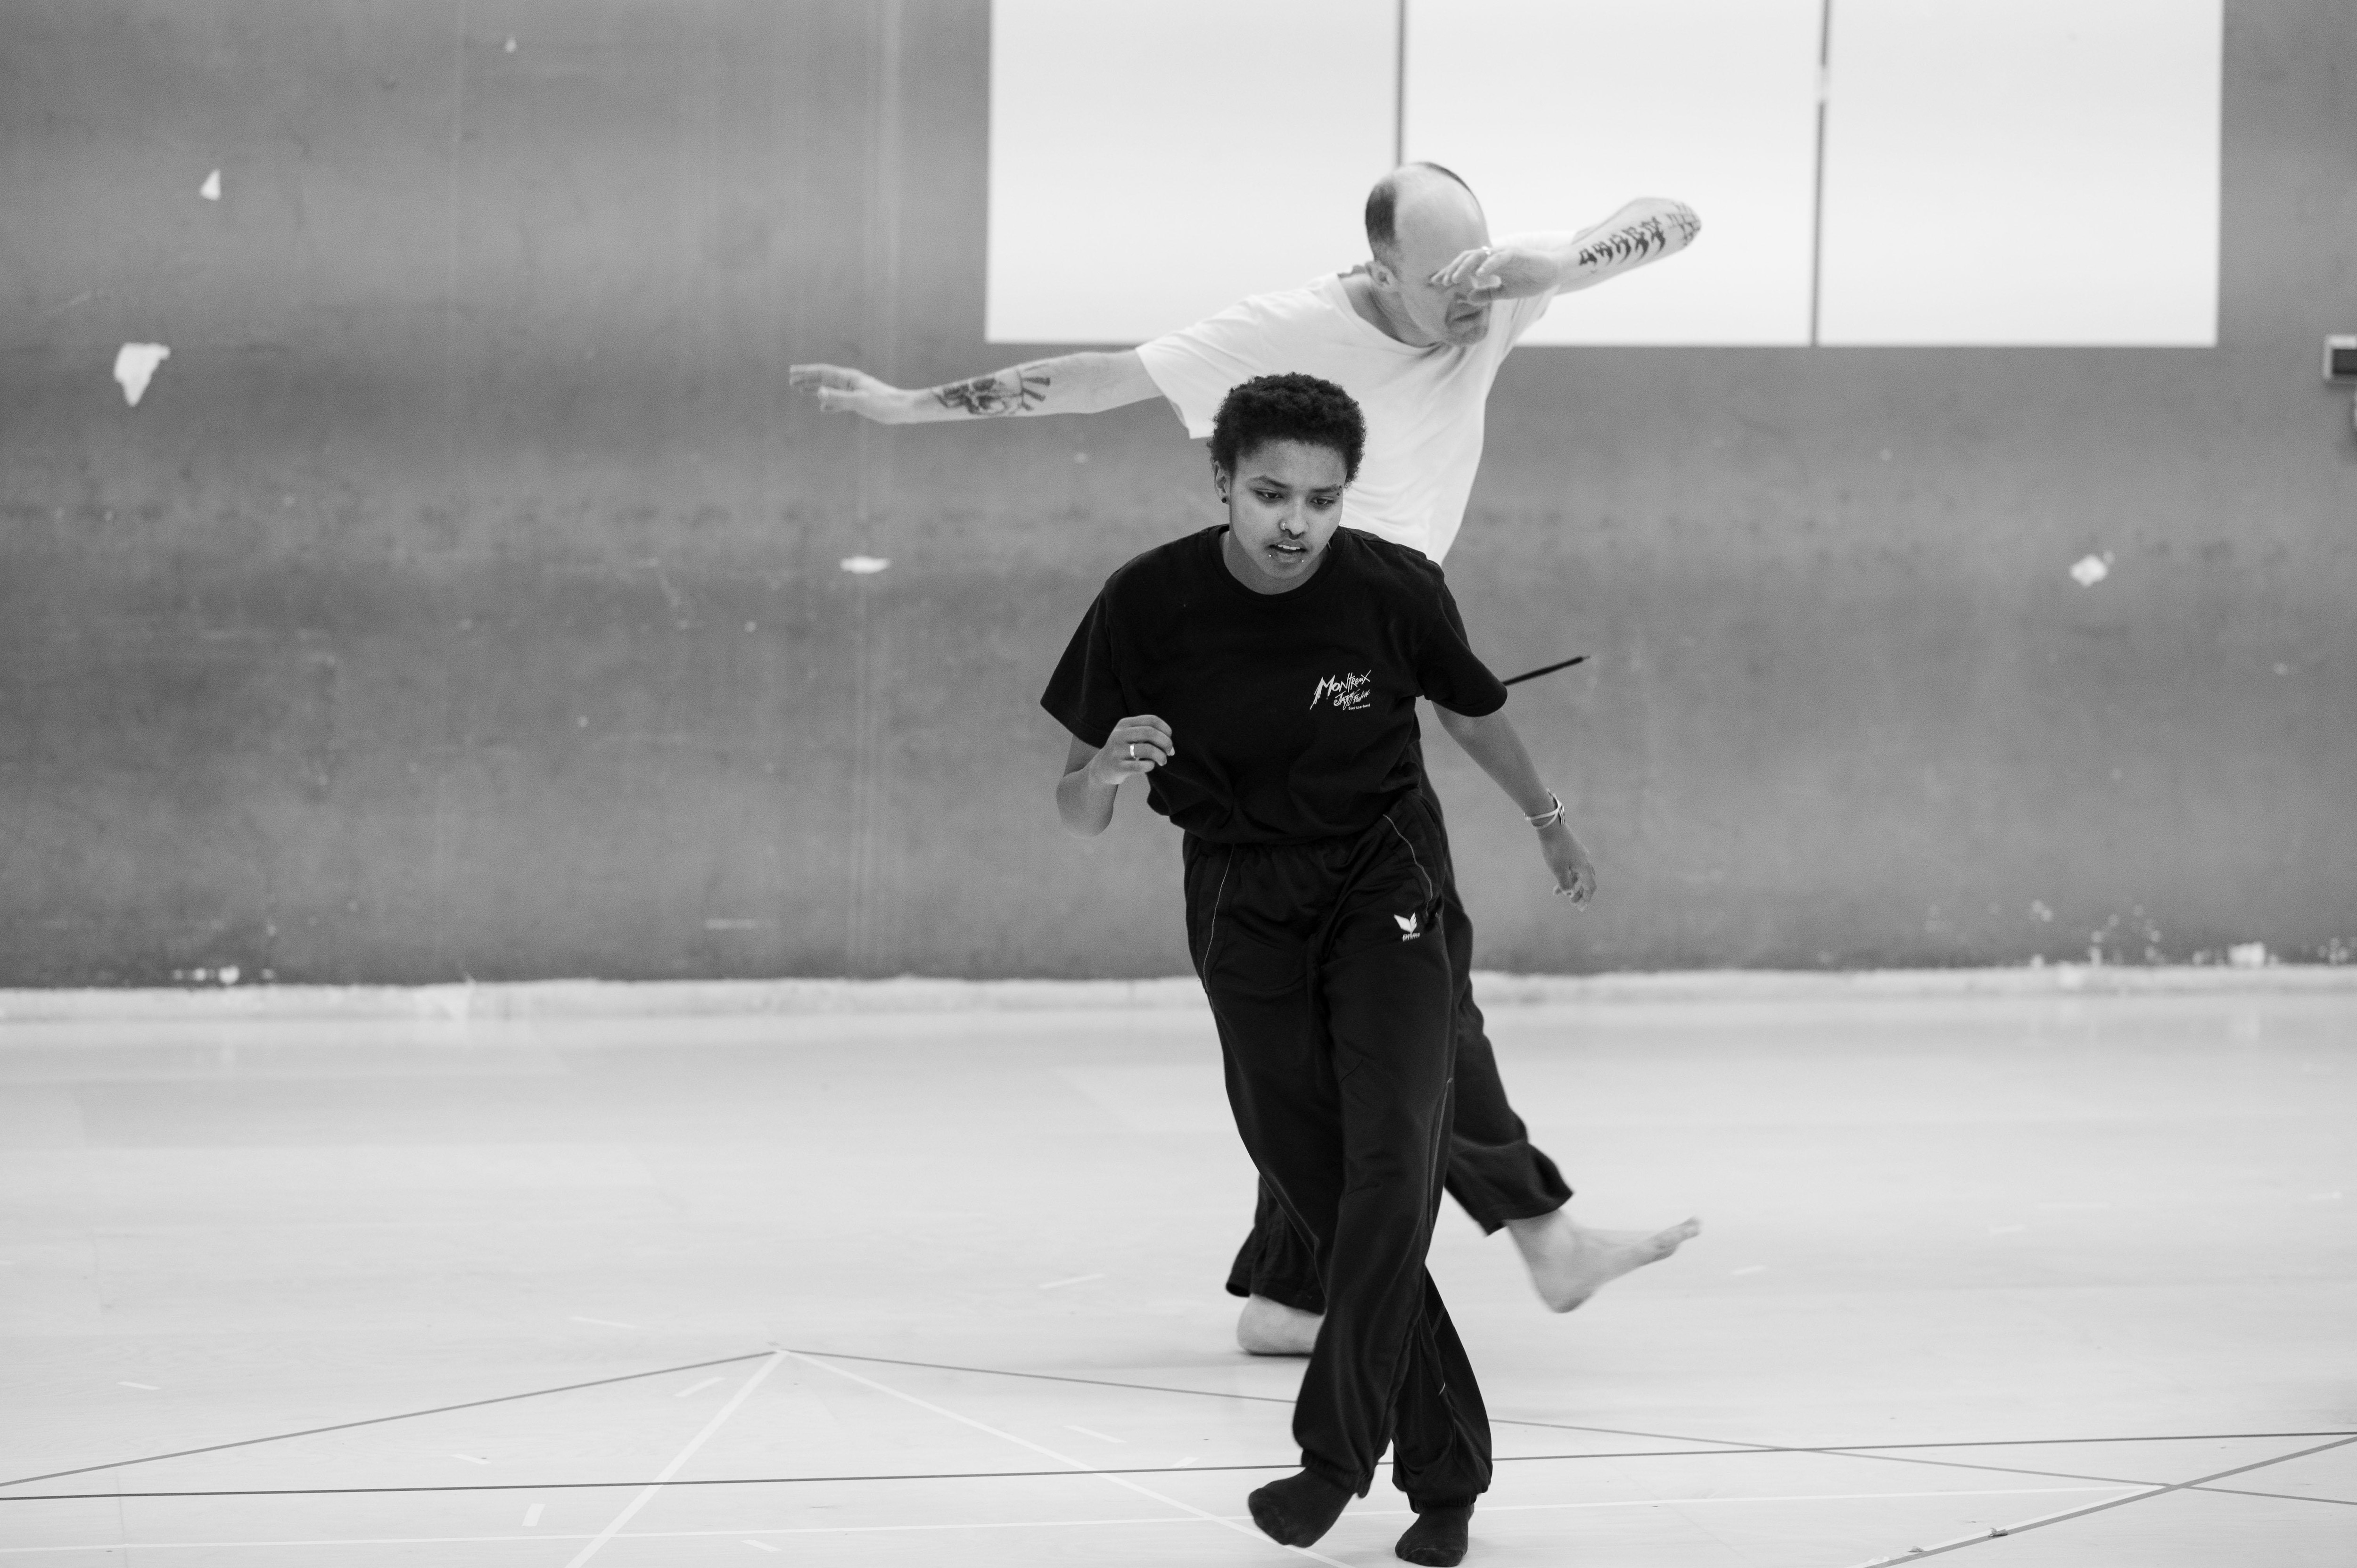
[1341,269,1434,348]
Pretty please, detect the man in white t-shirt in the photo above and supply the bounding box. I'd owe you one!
[793,164,1702,1354]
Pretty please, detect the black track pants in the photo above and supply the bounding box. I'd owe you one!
[1227,776,1573,1314]
[1185,798,1492,1503]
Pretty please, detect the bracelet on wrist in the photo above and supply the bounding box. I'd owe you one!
[1524,790,1566,830]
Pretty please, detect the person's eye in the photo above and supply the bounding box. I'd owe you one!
[1254,491,1282,504]
[1310,495,1339,510]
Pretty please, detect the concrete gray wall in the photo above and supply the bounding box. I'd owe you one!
[2,0,2351,985]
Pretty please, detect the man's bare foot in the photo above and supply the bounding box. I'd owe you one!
[1236,1294,1322,1355]
[1504,1210,1701,1313]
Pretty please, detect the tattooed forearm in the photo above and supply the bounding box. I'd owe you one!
[932,364,1052,416]
[1572,205,1701,275]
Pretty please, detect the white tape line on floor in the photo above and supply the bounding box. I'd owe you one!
[561,1349,783,1568]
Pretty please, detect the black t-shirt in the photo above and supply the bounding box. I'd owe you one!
[1041,525,1508,845]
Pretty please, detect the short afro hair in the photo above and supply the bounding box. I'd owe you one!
[1209,373,1366,484]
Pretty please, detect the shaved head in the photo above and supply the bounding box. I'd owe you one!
[1351,162,1497,347]
[1364,163,1486,270]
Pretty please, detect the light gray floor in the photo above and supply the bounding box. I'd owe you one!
[2,984,2352,1564]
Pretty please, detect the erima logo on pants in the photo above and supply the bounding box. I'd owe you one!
[1395,912,1422,941]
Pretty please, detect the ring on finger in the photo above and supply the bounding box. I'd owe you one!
[1128,743,1137,761]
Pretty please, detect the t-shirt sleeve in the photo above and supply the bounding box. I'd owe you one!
[1412,573,1509,718]
[1039,588,1129,748]
[1135,296,1281,439]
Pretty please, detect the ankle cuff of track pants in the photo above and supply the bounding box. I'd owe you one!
[1302,1457,1368,1498]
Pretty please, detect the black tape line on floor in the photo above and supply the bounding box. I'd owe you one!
[0,1461,1300,1502]
[12,1334,2349,1508]
[1848,1433,2357,1568]
[0,1350,775,1491]
[1722,1439,2355,1506]
[782,1349,2357,1507]
[779,1350,2357,1507]
[8,1455,2350,1510]
[1778,1430,2357,1454]
[786,1348,2357,1464]
[780,1346,1755,1450]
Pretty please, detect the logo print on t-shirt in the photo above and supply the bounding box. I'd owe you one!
[1395,911,1422,941]
[1310,671,1374,713]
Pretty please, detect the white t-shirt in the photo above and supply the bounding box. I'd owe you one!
[1136,274,1557,564]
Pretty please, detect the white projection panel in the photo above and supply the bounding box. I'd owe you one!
[1817,0,2221,345]
[985,0,1394,344]
[1405,0,1823,345]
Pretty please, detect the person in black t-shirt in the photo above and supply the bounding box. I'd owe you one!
[1043,375,1595,1567]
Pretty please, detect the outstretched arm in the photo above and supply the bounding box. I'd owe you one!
[1427,197,1701,303]
[791,350,1160,426]
[1431,704,1598,904]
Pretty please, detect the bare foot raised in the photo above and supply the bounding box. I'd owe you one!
[1505,1210,1701,1313]
[1236,1294,1322,1356]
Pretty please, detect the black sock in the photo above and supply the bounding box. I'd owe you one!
[1396,1502,1474,1566]
[1247,1469,1353,1547]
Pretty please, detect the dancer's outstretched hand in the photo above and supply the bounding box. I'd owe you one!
[789,363,912,422]
[1538,821,1598,906]
[1428,242,1554,300]
[1087,715,1175,786]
